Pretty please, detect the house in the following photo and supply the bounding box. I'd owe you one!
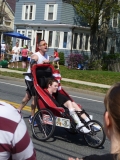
[14,0,118,57]
[0,0,14,39]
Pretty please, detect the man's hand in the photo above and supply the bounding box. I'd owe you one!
[43,59,50,63]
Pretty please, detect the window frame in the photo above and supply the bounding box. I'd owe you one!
[22,3,36,20]
[44,4,58,21]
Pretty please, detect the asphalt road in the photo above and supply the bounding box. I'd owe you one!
[0,76,110,160]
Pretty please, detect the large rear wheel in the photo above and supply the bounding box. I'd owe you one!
[83,120,106,148]
[31,109,55,141]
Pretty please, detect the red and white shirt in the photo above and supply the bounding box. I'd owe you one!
[0,101,36,160]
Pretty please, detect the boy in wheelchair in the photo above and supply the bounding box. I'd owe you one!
[45,78,98,133]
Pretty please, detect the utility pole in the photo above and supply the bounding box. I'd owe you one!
[0,0,5,57]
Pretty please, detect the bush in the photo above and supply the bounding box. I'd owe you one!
[59,52,65,65]
[67,53,84,69]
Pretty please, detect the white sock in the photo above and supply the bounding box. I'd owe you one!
[85,117,90,122]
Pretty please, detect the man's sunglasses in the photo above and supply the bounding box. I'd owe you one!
[40,43,47,46]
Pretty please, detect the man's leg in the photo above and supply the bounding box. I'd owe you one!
[18,92,31,112]
[31,96,36,117]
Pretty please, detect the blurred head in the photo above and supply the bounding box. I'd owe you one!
[54,49,57,52]
[46,78,58,94]
[38,40,47,54]
[16,42,19,47]
[104,83,120,139]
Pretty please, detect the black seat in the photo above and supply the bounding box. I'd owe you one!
[36,67,53,88]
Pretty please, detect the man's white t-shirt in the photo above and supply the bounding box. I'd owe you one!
[12,46,20,54]
[25,51,49,81]
[1,43,6,50]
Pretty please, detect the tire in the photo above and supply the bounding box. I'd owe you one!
[31,109,56,141]
[83,120,106,148]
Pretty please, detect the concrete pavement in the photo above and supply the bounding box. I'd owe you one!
[0,68,111,89]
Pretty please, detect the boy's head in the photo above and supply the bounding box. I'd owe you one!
[46,78,58,93]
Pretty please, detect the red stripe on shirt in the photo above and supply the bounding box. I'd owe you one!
[0,117,17,133]
[0,143,12,152]
[12,130,30,153]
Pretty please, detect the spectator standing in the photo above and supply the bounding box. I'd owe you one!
[68,83,120,160]
[0,101,36,160]
[51,49,60,69]
[12,42,20,68]
[21,45,28,68]
[1,40,6,60]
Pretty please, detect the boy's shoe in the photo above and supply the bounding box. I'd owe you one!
[76,123,91,134]
[29,116,38,127]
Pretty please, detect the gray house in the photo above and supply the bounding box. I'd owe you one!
[14,0,118,57]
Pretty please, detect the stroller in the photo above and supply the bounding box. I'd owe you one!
[24,64,106,148]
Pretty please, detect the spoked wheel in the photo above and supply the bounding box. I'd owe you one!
[31,109,55,141]
[83,120,106,148]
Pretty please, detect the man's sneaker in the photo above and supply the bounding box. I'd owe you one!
[29,116,38,127]
[29,116,33,124]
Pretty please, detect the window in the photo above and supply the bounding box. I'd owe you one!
[27,31,32,50]
[44,4,58,20]
[22,3,36,20]
[17,30,26,47]
[112,13,118,28]
[104,37,108,51]
[63,32,68,48]
[79,33,83,49]
[48,31,53,47]
[85,35,89,50]
[55,32,60,47]
[73,33,78,49]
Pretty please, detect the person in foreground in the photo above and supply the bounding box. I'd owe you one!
[45,78,99,134]
[18,40,49,125]
[68,82,120,160]
[0,101,36,160]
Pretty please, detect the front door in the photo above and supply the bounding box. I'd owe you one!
[35,32,42,52]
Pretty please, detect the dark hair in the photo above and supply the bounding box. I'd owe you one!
[46,78,58,88]
[38,39,45,45]
[54,49,57,52]
[104,83,120,160]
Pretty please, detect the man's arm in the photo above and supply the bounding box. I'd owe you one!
[30,54,38,67]
[12,118,36,160]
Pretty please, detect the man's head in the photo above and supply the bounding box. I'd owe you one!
[16,42,19,47]
[46,78,58,94]
[38,40,47,54]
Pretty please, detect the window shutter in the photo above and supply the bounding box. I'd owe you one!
[53,4,58,20]
[21,5,25,20]
[44,4,48,20]
[32,5,36,20]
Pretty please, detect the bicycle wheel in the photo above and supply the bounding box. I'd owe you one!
[83,120,106,148]
[31,108,55,141]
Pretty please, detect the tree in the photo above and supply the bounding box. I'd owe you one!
[66,0,120,61]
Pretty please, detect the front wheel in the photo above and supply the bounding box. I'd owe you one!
[31,109,55,141]
[83,120,106,148]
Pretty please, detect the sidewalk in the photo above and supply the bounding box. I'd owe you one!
[0,68,111,89]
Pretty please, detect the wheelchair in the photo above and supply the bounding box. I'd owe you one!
[24,64,106,148]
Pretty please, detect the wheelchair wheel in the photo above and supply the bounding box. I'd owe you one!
[31,109,55,141]
[83,120,106,148]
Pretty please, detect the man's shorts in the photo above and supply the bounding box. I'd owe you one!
[1,49,6,54]
[22,56,28,62]
[25,80,35,96]
[53,57,60,62]
[12,54,19,62]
